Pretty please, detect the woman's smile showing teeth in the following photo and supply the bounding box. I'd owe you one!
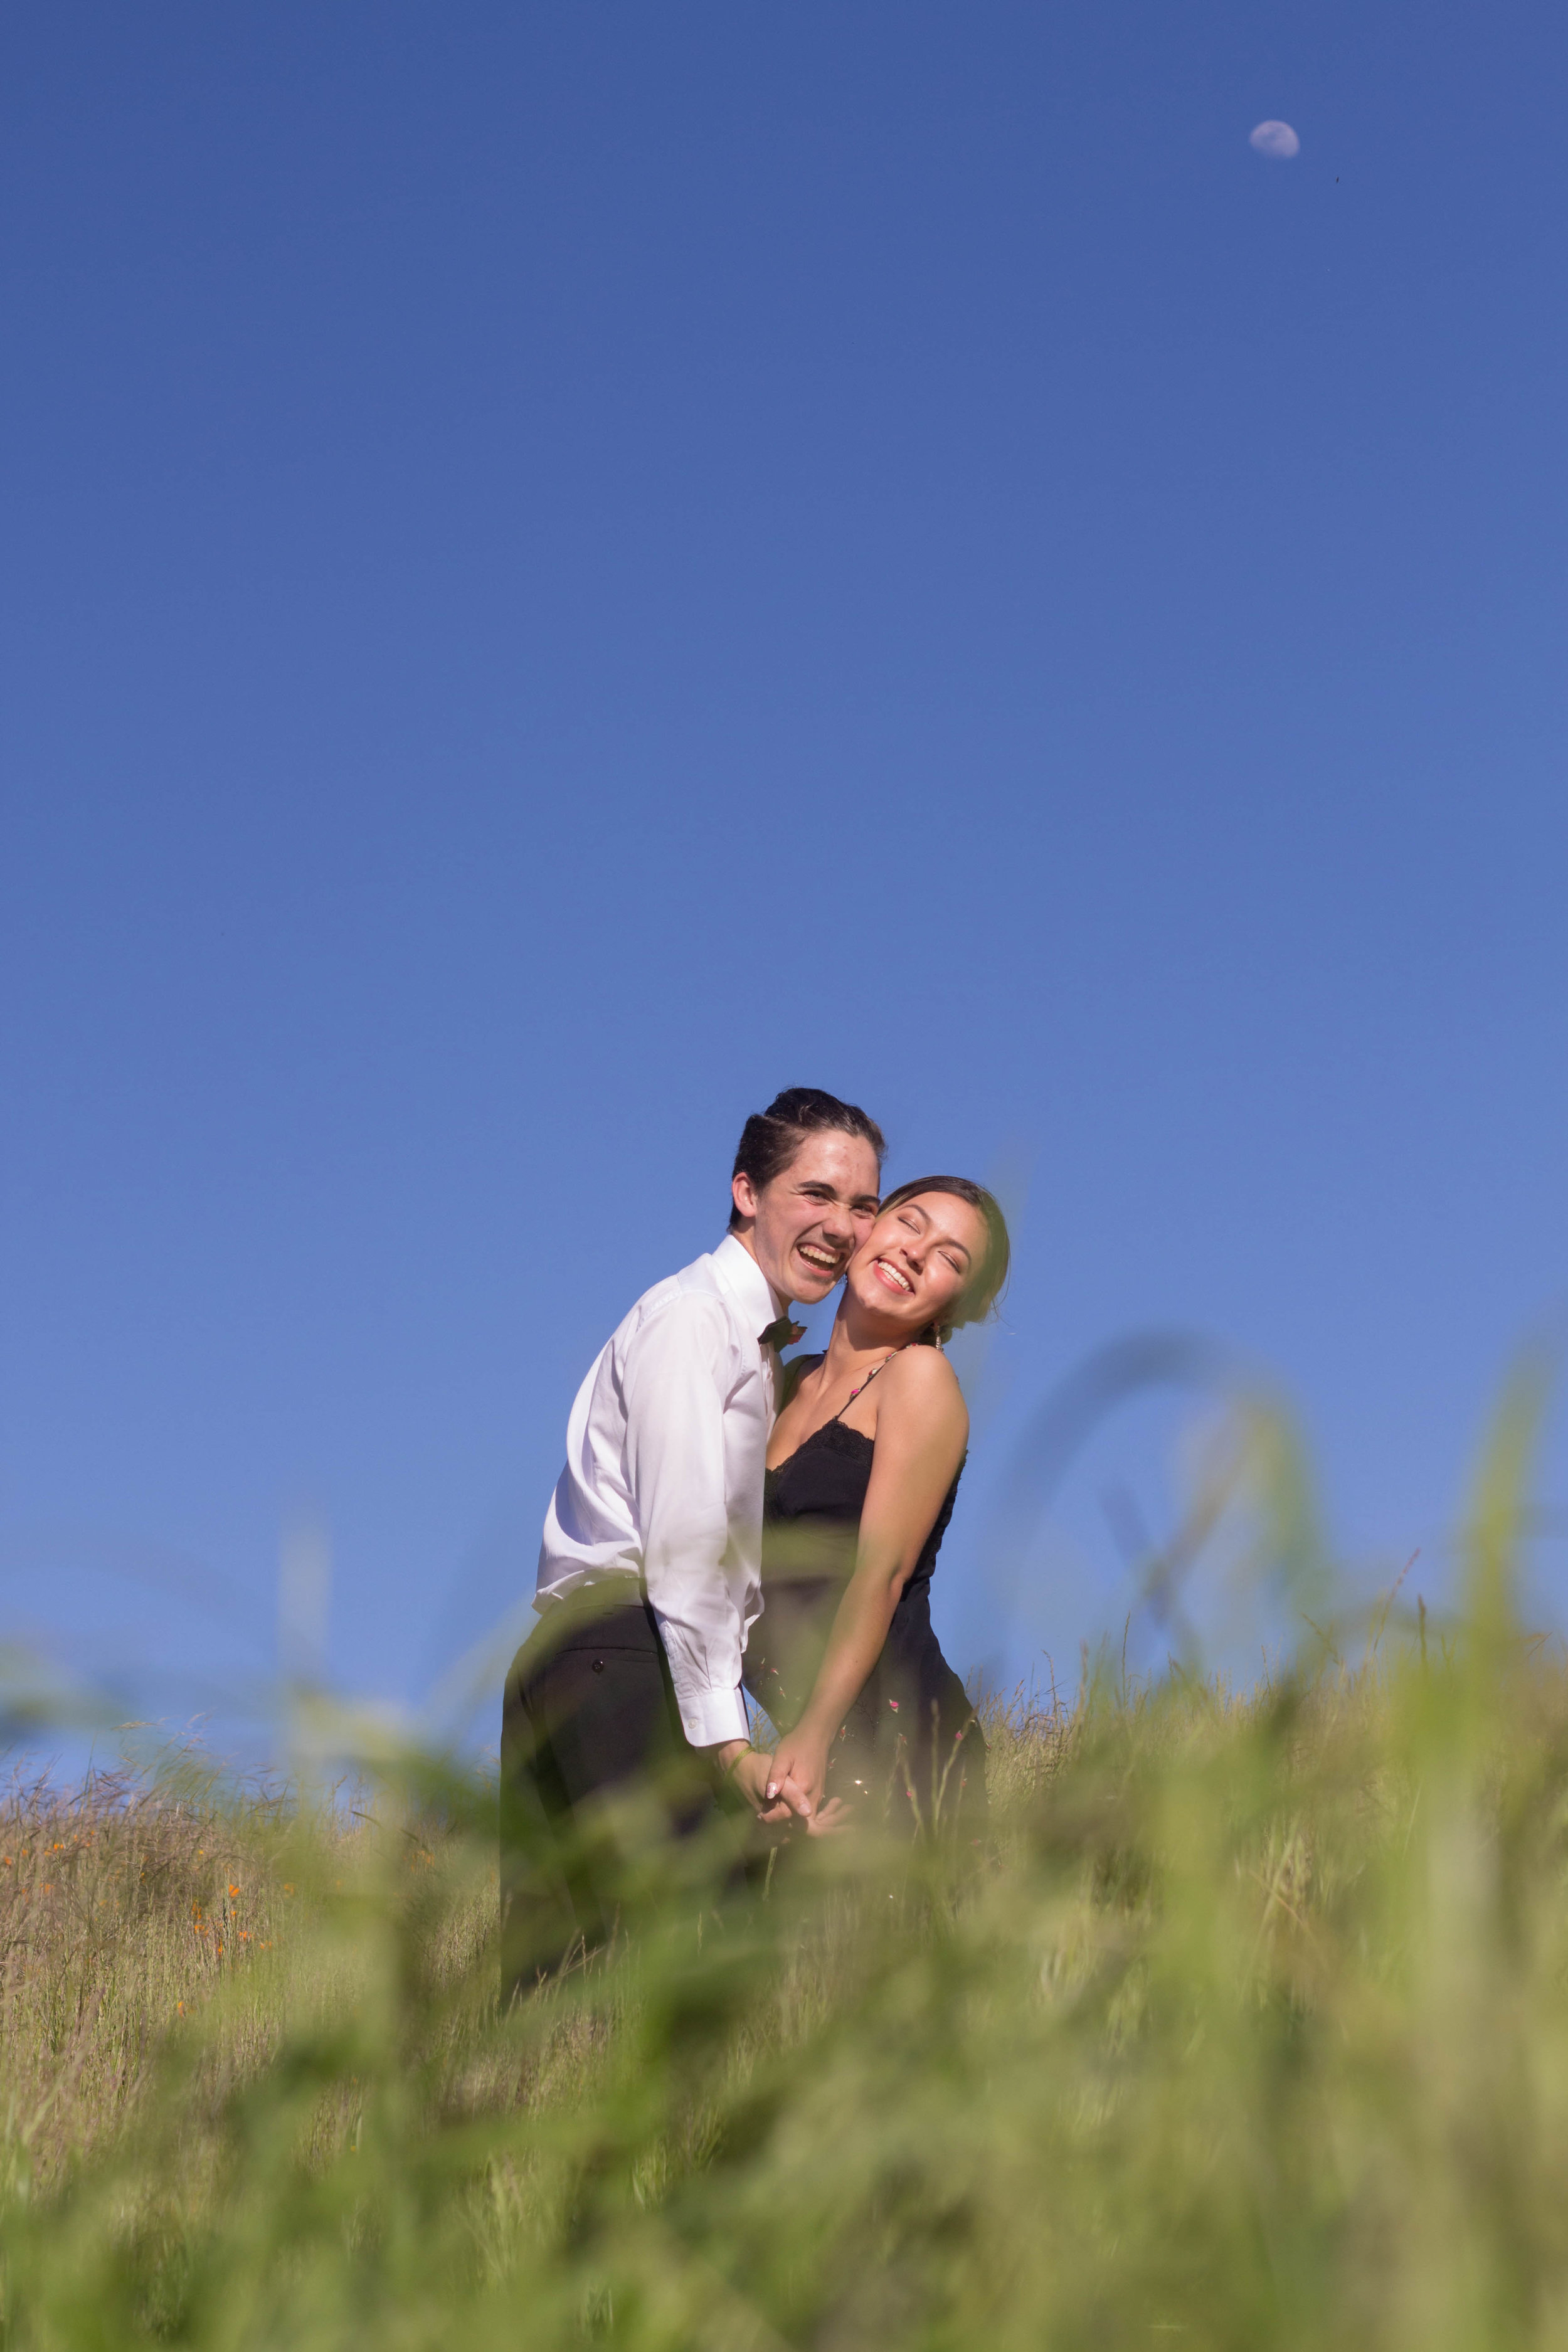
[871,1256,913,1295]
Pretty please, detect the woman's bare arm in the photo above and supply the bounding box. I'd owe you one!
[765,1348,968,1818]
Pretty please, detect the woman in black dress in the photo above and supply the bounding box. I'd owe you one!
[743,1175,1010,1838]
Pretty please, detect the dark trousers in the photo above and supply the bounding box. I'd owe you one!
[500,1588,721,1993]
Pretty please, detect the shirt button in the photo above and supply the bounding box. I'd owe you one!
[591,1658,605,1673]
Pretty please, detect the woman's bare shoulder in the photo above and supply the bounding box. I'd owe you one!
[879,1343,967,1424]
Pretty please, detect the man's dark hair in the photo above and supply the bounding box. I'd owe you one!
[728,1088,886,1231]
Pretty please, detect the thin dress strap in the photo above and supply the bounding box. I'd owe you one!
[830,1351,898,1424]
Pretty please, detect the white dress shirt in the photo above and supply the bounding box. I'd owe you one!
[534,1234,781,1749]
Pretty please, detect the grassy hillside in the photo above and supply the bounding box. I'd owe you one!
[2,1383,1565,2348]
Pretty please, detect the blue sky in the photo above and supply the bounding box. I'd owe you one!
[2,3,1565,1751]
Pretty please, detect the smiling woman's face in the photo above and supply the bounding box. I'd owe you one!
[843,1190,989,1338]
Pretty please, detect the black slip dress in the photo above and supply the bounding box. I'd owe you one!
[743,1354,987,1838]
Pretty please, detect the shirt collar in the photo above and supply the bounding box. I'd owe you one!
[711,1232,784,1338]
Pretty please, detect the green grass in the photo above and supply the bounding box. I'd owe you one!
[3,1374,1566,2347]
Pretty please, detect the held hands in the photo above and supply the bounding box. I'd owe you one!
[732,1745,812,1826]
[764,1722,849,1836]
[710,1739,810,1827]
[707,1736,848,1836]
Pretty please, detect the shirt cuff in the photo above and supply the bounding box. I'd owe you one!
[677,1684,751,1749]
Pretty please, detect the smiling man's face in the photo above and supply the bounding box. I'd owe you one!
[730,1130,882,1306]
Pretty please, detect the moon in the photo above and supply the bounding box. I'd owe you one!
[1249,120,1301,159]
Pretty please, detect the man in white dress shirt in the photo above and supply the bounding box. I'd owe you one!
[501,1087,884,1984]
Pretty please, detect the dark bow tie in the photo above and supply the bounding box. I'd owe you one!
[759,1315,807,1353]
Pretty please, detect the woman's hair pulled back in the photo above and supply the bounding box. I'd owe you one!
[876,1174,1011,1341]
[728,1088,886,1229]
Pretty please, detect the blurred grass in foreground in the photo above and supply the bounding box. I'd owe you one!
[2,1368,1567,2348]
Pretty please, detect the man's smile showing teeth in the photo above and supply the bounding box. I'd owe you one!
[798,1244,840,1271]
[872,1257,913,1295]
